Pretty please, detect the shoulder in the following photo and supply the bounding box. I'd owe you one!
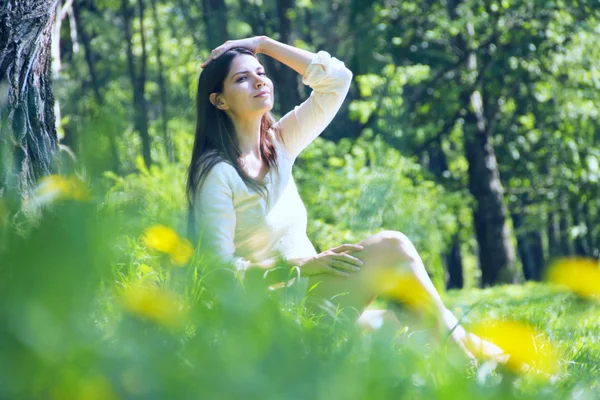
[198,159,239,195]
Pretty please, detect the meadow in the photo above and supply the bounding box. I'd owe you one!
[1,153,598,399]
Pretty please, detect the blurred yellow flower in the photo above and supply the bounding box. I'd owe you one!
[546,257,600,299]
[142,225,193,266]
[37,174,91,202]
[468,320,559,376]
[121,283,186,328]
[143,225,180,253]
[369,268,434,312]
[169,238,194,266]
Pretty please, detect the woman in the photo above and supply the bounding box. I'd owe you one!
[187,36,504,361]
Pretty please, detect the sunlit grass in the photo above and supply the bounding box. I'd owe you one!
[0,168,598,399]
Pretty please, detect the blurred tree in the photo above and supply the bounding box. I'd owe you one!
[202,0,229,49]
[121,0,152,168]
[150,0,175,163]
[0,0,58,199]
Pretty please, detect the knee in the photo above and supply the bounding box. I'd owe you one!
[377,230,419,263]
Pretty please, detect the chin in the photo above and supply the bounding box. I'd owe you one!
[260,102,274,114]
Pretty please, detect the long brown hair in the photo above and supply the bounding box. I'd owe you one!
[186,47,282,240]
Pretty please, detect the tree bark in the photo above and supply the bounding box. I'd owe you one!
[0,0,59,199]
[464,116,517,285]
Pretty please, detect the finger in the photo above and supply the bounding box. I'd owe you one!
[326,266,350,277]
[212,44,230,60]
[334,254,364,267]
[201,47,224,68]
[330,260,361,273]
[332,244,364,254]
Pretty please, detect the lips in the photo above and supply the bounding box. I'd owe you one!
[254,90,269,98]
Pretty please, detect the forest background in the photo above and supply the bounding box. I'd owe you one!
[1,0,599,398]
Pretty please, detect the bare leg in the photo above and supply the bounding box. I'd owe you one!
[306,230,505,362]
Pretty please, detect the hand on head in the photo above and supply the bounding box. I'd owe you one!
[201,37,264,69]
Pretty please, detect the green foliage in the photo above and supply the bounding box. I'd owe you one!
[296,136,470,289]
[0,178,598,398]
[12,0,597,396]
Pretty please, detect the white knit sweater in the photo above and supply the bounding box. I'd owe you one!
[194,50,353,276]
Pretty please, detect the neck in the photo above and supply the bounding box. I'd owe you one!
[230,114,263,158]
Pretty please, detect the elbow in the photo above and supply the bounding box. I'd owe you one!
[338,65,353,94]
[342,65,354,83]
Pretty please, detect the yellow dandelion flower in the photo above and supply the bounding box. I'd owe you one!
[468,320,559,376]
[142,225,180,254]
[142,225,193,266]
[546,257,600,299]
[37,174,91,202]
[121,284,185,328]
[169,238,193,266]
[369,268,434,312]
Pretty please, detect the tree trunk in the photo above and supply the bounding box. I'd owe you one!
[122,0,151,168]
[570,197,588,256]
[445,233,464,289]
[512,210,544,281]
[464,113,517,285]
[0,0,59,199]
[426,139,464,289]
[547,209,560,259]
[558,195,573,256]
[447,2,516,286]
[149,0,175,163]
[582,201,597,257]
[201,0,228,49]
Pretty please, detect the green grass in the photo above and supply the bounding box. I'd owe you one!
[1,170,598,399]
[446,283,600,391]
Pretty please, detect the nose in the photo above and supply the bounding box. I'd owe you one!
[254,75,266,89]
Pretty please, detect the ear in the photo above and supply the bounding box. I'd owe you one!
[209,93,228,110]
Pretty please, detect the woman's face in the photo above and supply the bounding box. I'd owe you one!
[212,54,274,118]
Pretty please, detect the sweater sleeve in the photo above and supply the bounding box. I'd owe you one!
[194,163,251,277]
[274,51,353,160]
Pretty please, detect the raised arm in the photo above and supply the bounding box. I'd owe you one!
[257,37,353,159]
[271,49,353,160]
[201,36,353,160]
